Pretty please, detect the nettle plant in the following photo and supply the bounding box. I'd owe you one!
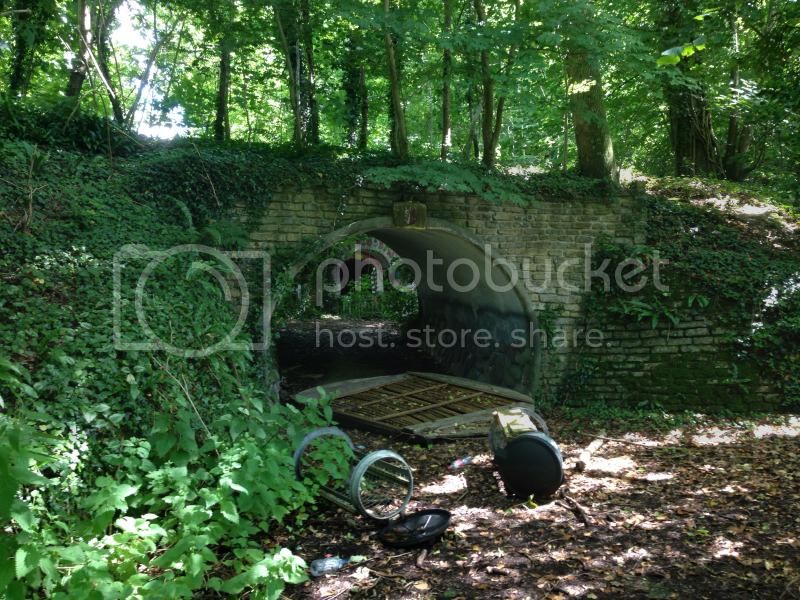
[1,353,341,598]
[0,142,348,598]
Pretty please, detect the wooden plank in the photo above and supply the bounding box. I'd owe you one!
[405,403,535,434]
[334,382,450,411]
[372,391,485,422]
[294,373,409,402]
[296,371,538,440]
[407,371,535,404]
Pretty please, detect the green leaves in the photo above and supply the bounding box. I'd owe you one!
[14,546,38,580]
[657,36,707,67]
[364,161,529,205]
[0,355,38,408]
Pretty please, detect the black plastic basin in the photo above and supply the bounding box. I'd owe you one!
[378,509,452,548]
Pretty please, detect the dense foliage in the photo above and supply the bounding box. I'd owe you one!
[0,0,798,187]
[0,139,358,597]
[0,0,799,596]
[583,180,800,408]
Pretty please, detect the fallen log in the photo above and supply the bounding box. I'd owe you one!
[575,430,605,472]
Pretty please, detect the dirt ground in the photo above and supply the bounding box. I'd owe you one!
[275,414,800,600]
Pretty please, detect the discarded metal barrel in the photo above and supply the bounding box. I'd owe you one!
[293,427,414,520]
[488,407,563,498]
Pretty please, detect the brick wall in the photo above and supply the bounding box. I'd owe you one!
[240,186,776,409]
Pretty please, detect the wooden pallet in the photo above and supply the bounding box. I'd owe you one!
[294,372,536,440]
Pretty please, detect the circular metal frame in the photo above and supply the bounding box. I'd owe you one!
[293,427,354,480]
[348,449,414,520]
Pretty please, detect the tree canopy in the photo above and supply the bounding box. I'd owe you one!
[1,0,797,185]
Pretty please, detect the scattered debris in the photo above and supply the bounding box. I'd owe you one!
[310,556,350,577]
[295,372,536,440]
[294,427,414,520]
[489,407,564,498]
[285,414,800,599]
[448,456,474,470]
[576,431,606,472]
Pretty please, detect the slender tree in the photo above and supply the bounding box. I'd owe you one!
[213,33,232,141]
[659,0,722,177]
[272,0,319,146]
[383,0,409,160]
[440,0,453,159]
[9,0,56,95]
[472,0,519,167]
[65,0,90,97]
[343,31,369,149]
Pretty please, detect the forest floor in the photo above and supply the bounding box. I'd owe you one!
[276,413,800,600]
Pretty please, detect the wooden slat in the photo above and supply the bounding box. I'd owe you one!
[335,382,449,411]
[372,391,485,422]
[295,371,536,440]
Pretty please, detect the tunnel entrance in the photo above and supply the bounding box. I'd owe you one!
[274,217,540,398]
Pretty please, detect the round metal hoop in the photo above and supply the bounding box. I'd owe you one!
[348,450,414,520]
[293,427,354,480]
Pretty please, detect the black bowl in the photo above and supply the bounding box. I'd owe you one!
[378,509,452,548]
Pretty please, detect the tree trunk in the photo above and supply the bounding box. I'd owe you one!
[722,14,753,181]
[665,84,721,176]
[565,50,616,180]
[65,0,90,97]
[299,0,319,144]
[358,67,368,149]
[343,34,367,148]
[126,22,174,129]
[94,1,124,123]
[213,35,231,142]
[440,0,453,160]
[660,0,721,177]
[472,0,518,168]
[273,5,302,145]
[9,0,35,95]
[384,0,409,160]
[274,0,317,146]
[473,0,493,166]
[463,83,480,160]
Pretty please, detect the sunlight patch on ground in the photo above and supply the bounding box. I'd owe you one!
[641,471,674,482]
[738,204,775,216]
[720,484,751,494]
[614,432,672,447]
[613,546,650,565]
[450,506,499,524]
[711,536,744,558]
[753,417,800,438]
[420,473,467,495]
[589,455,636,474]
[691,426,743,445]
[573,476,632,493]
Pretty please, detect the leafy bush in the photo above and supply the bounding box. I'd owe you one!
[0,140,345,597]
[0,96,140,156]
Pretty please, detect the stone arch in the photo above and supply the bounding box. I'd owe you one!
[282,216,542,392]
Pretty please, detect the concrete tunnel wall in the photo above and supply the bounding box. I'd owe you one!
[370,224,541,391]
[281,215,540,391]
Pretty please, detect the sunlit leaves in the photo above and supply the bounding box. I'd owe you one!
[657,35,707,67]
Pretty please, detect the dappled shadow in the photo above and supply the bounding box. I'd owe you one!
[280,416,800,599]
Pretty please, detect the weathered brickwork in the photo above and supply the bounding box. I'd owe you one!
[242,186,775,409]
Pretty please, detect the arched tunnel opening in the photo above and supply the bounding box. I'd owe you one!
[275,218,540,398]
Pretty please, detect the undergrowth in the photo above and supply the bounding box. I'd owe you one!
[577,185,800,409]
[0,138,353,598]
